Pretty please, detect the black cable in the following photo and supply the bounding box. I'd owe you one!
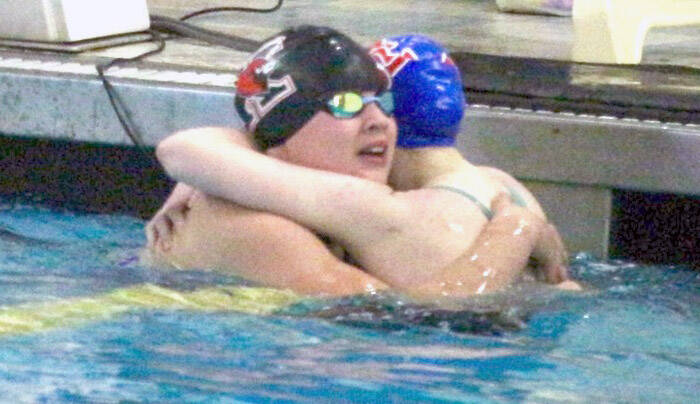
[179,0,283,21]
[149,14,260,52]
[96,30,166,151]
[99,4,285,149]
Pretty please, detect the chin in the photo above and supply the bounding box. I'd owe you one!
[361,171,389,184]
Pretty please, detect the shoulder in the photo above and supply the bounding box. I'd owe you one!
[186,192,328,247]
[477,166,518,184]
[168,192,348,269]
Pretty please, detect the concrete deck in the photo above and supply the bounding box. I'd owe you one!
[0,0,698,262]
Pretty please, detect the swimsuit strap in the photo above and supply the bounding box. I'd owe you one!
[428,185,494,220]
[505,186,529,208]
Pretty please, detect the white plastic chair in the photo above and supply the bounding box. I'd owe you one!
[572,0,700,64]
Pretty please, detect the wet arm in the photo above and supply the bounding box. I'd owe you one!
[479,166,573,284]
[406,197,543,301]
[157,127,410,246]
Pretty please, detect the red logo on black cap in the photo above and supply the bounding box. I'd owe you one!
[236,35,287,97]
[237,58,268,97]
[236,35,298,132]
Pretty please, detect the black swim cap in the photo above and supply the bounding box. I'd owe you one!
[235,25,390,150]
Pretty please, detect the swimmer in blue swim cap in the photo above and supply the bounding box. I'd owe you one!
[151,28,579,301]
[371,35,465,150]
[373,34,577,289]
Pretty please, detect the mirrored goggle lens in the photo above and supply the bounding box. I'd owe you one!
[326,91,394,118]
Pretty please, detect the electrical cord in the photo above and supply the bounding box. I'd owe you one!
[98,3,284,149]
[179,0,283,21]
[149,14,261,52]
[96,30,166,151]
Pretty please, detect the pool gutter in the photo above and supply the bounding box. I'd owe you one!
[0,50,698,263]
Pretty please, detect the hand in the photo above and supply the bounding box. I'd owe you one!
[531,223,570,284]
[490,192,513,217]
[556,279,583,291]
[145,183,196,252]
[493,193,576,286]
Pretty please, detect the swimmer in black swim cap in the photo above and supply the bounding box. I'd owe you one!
[235,25,391,150]
[147,26,395,296]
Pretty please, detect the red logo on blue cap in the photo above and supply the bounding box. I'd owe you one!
[441,52,455,66]
[369,39,418,77]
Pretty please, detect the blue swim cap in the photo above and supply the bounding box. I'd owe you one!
[370,35,465,148]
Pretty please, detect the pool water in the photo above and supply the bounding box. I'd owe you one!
[0,201,697,403]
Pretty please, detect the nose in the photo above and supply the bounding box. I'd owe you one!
[360,102,393,134]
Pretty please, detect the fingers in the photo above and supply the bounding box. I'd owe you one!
[556,279,583,291]
[145,211,177,252]
[153,214,174,251]
[490,192,513,216]
[548,225,569,263]
[145,183,198,255]
[145,220,157,249]
[548,264,567,283]
[534,260,564,283]
[167,207,187,230]
[530,223,572,284]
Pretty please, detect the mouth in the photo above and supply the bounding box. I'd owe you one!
[358,141,389,165]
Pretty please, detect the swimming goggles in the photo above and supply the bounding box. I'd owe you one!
[325,91,394,118]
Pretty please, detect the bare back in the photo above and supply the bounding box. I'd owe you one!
[157,128,505,289]
[149,190,386,296]
[350,187,489,286]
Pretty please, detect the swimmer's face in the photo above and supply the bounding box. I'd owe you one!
[267,93,397,184]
